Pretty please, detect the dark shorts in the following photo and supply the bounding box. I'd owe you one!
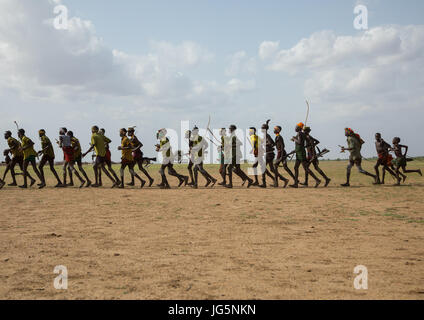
[95,156,106,165]
[121,159,134,166]
[392,157,406,168]
[25,155,36,162]
[307,153,318,165]
[133,150,143,162]
[266,154,275,163]
[11,156,24,167]
[74,156,82,166]
[41,154,55,163]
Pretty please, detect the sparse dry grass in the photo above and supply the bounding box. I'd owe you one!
[0,160,423,299]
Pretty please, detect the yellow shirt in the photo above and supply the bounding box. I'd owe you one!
[250,135,259,151]
[21,136,37,160]
[91,133,106,157]
[121,136,133,161]
[71,137,82,158]
[40,135,55,158]
[7,137,23,158]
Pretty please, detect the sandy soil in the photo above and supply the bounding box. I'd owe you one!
[0,160,423,300]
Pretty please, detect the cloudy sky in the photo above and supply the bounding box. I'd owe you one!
[1,0,423,161]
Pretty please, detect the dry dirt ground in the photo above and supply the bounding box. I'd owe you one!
[1,160,423,300]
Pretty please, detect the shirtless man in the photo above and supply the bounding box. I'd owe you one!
[58,128,85,188]
[340,128,377,187]
[127,128,154,187]
[218,128,228,186]
[273,126,294,187]
[374,133,398,185]
[117,128,146,188]
[225,125,253,189]
[301,127,331,187]
[391,137,422,185]
[67,131,92,187]
[290,123,321,188]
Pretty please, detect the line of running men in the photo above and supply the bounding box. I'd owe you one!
[0,123,421,190]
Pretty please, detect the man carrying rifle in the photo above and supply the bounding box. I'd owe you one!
[190,127,217,189]
[290,123,321,188]
[273,126,293,188]
[218,128,229,186]
[225,125,253,189]
[127,127,154,187]
[301,127,331,187]
[185,129,214,187]
[261,121,278,187]
[67,131,92,187]
[117,128,146,188]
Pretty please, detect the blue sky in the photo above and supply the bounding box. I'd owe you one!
[0,0,423,161]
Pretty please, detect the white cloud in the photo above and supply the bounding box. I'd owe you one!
[225,51,256,77]
[0,0,246,109]
[260,25,424,119]
[258,41,279,60]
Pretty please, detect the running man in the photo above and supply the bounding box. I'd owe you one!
[67,131,92,187]
[391,137,422,185]
[0,151,6,189]
[273,126,294,188]
[261,122,278,187]
[302,127,331,187]
[37,129,63,187]
[1,150,13,183]
[226,125,253,189]
[82,126,118,188]
[374,133,398,185]
[218,128,228,186]
[98,128,120,186]
[117,128,146,188]
[290,123,321,188]
[17,129,45,189]
[4,130,36,186]
[340,128,377,187]
[190,126,217,189]
[58,128,85,188]
[156,128,188,189]
[127,127,154,187]
[249,127,266,188]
